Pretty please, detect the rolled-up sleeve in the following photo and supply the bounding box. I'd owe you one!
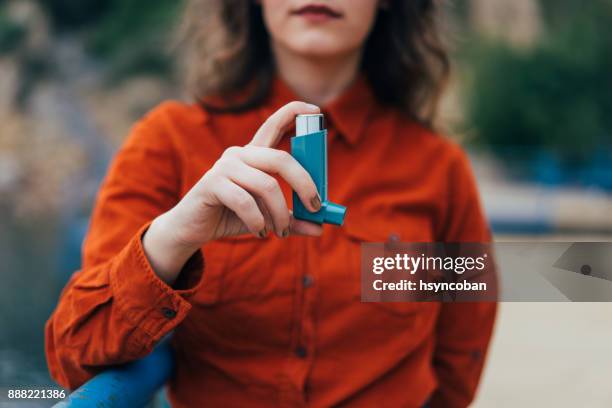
[45,103,204,390]
[109,223,203,346]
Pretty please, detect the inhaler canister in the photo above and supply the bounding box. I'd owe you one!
[291,114,347,226]
[296,114,324,136]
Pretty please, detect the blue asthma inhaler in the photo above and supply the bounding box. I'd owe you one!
[291,114,347,226]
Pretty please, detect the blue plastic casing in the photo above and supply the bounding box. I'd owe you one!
[291,129,346,225]
[53,341,174,408]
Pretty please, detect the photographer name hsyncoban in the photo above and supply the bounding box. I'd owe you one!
[373,279,487,293]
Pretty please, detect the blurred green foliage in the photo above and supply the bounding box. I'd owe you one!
[86,0,181,56]
[0,10,26,54]
[39,0,110,28]
[86,0,183,81]
[464,1,612,165]
[40,0,184,80]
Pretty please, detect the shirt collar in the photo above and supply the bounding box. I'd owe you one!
[262,74,377,146]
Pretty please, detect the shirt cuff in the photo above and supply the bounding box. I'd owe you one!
[109,222,205,347]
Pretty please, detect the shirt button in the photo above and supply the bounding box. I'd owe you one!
[295,346,308,359]
[302,275,314,288]
[161,307,177,319]
[388,233,401,242]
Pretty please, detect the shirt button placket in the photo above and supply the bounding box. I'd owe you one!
[295,345,308,359]
[299,241,317,403]
[279,239,312,407]
[302,274,314,289]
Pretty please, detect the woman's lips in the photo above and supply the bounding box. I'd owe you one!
[291,4,343,23]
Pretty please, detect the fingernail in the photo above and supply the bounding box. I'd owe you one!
[258,228,267,238]
[282,228,289,238]
[311,194,321,211]
[306,103,319,111]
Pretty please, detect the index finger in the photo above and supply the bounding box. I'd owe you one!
[249,101,320,147]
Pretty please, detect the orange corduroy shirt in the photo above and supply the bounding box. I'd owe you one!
[46,77,497,408]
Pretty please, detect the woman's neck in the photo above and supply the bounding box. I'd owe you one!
[272,42,362,107]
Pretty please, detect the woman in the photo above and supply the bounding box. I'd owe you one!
[46,1,496,407]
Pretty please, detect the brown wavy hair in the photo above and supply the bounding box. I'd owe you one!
[178,0,450,127]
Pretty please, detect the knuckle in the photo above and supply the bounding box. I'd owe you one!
[261,177,279,194]
[214,156,239,172]
[223,146,242,157]
[213,157,228,168]
[275,149,292,164]
[203,165,228,183]
[234,193,253,211]
[201,171,218,186]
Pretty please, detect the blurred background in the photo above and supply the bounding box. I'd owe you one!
[0,0,610,406]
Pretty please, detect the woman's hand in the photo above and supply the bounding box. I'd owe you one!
[143,102,324,284]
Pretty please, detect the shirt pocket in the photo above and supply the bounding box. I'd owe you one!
[192,234,292,306]
[343,214,434,318]
[180,234,295,349]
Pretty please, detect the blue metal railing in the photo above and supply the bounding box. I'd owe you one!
[53,342,174,408]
